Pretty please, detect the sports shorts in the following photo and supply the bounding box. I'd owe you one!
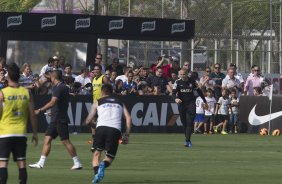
[204,115,214,124]
[194,113,205,123]
[93,126,121,159]
[45,119,69,141]
[0,137,27,161]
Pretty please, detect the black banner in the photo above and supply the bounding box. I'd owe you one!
[32,95,183,133]
[0,12,194,41]
[239,96,282,133]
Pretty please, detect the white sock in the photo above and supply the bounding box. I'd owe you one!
[38,155,46,166]
[72,156,80,165]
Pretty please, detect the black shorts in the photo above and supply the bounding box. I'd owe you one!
[93,126,121,159]
[0,137,27,161]
[218,114,229,122]
[204,115,214,124]
[45,119,69,141]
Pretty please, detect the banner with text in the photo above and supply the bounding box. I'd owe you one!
[33,95,183,133]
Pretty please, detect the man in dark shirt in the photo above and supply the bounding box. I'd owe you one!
[172,69,207,148]
[146,67,172,94]
[209,63,225,100]
[105,58,124,76]
[29,70,82,170]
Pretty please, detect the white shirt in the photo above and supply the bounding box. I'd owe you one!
[115,75,128,83]
[75,75,92,94]
[97,97,123,131]
[205,97,216,116]
[230,97,239,114]
[217,96,231,115]
[40,64,53,76]
[195,97,204,114]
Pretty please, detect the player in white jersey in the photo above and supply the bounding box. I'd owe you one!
[229,89,239,133]
[194,96,205,133]
[214,89,231,135]
[85,84,131,184]
[204,88,217,134]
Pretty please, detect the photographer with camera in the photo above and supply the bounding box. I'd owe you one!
[74,68,92,95]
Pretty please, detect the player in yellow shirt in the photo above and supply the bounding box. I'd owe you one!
[0,62,38,184]
[89,64,108,146]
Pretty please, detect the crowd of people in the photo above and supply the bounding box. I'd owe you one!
[0,53,271,135]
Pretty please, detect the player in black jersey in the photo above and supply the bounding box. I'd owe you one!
[172,69,208,147]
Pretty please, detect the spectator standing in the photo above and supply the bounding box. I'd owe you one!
[210,63,225,100]
[89,54,106,74]
[244,66,267,96]
[40,57,54,77]
[123,71,138,95]
[0,69,7,89]
[64,64,76,78]
[168,71,179,89]
[214,89,231,135]
[229,89,239,133]
[59,56,66,69]
[139,67,149,82]
[199,67,215,91]
[115,67,131,83]
[105,58,123,76]
[75,68,92,95]
[204,88,217,134]
[19,63,34,90]
[151,56,172,79]
[182,61,190,71]
[146,67,172,95]
[194,96,205,134]
[222,68,242,96]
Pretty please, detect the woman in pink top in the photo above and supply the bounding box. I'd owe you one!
[244,66,264,96]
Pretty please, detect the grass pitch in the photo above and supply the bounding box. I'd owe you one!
[6,133,282,184]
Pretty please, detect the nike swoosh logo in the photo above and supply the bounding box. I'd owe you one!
[248,104,282,125]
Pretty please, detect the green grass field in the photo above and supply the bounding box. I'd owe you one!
[6,133,282,184]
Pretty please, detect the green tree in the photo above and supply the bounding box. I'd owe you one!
[0,0,41,12]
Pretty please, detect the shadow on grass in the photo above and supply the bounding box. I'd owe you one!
[105,179,199,183]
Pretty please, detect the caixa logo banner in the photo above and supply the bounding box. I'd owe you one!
[33,95,183,133]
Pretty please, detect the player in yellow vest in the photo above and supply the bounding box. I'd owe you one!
[89,64,108,146]
[0,63,38,184]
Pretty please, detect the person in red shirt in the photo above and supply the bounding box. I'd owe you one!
[151,56,171,79]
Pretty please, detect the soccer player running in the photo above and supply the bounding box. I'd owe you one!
[172,69,208,147]
[85,84,131,184]
[0,62,38,184]
[29,70,82,170]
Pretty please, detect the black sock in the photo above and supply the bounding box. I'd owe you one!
[93,166,99,175]
[0,168,7,184]
[104,161,111,168]
[19,168,27,184]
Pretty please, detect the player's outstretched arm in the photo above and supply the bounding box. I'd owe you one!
[84,101,98,126]
[28,94,38,146]
[123,105,132,135]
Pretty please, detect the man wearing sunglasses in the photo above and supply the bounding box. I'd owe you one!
[210,63,225,100]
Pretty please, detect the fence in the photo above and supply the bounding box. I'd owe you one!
[6,0,282,74]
